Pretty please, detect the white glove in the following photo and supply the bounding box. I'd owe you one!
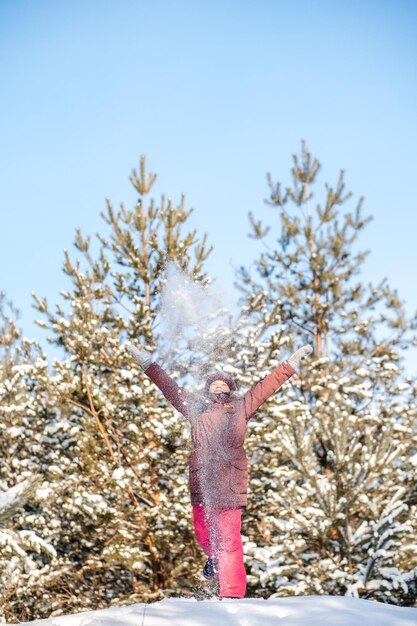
[126,342,153,370]
[287,344,313,369]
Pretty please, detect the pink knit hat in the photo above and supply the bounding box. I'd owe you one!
[204,372,237,394]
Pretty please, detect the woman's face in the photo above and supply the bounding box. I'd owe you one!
[209,380,231,394]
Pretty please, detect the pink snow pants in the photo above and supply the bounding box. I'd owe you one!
[192,505,246,598]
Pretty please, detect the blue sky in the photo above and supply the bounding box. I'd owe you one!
[1,0,417,371]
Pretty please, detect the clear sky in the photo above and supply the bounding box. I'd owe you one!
[1,0,417,372]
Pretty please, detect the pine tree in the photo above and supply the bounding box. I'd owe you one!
[235,143,417,605]
[4,157,214,619]
[0,295,56,619]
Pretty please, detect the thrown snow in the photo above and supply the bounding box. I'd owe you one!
[158,262,223,346]
[17,596,417,626]
[157,261,232,384]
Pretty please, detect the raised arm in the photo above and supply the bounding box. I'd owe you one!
[244,344,313,419]
[126,343,194,419]
[243,361,294,419]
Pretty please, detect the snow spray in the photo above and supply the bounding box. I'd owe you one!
[157,262,237,567]
[157,262,235,389]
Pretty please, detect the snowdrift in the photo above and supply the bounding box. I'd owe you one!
[18,595,417,626]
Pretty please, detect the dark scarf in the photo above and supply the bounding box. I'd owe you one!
[207,391,232,404]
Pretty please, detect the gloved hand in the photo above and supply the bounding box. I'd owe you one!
[126,342,153,370]
[287,344,313,369]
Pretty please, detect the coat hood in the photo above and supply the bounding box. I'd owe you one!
[204,372,237,394]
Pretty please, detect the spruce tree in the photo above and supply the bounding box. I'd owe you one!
[0,295,56,620]
[5,157,214,619]
[235,143,417,605]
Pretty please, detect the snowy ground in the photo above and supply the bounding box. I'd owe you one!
[18,596,417,626]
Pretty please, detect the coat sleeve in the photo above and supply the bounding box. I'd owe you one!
[144,363,194,420]
[243,361,295,420]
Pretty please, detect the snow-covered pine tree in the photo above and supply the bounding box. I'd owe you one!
[0,295,56,620]
[235,143,417,605]
[6,157,214,619]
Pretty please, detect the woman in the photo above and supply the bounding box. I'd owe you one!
[127,342,312,598]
